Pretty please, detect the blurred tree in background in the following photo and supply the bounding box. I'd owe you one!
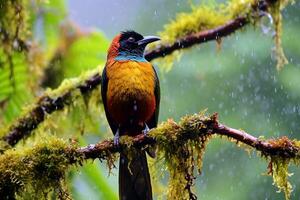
[0,0,300,199]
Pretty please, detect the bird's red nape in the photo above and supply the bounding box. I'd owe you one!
[107,34,121,61]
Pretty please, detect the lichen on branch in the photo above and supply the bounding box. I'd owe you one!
[147,0,292,70]
[0,69,101,148]
[268,0,292,70]
[0,137,82,199]
[269,156,293,200]
[0,113,216,200]
[0,0,30,52]
[79,113,300,200]
[1,113,300,199]
[153,114,213,199]
[157,0,255,43]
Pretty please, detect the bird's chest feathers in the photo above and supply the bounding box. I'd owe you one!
[107,61,155,100]
[106,61,156,124]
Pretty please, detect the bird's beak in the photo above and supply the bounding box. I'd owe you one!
[137,36,160,46]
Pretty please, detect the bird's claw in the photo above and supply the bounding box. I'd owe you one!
[142,123,150,135]
[114,129,120,146]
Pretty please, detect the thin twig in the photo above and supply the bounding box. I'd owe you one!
[216,123,299,158]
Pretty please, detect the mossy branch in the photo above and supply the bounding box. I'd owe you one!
[79,113,299,160]
[78,113,300,199]
[1,72,101,147]
[2,113,299,199]
[144,16,248,61]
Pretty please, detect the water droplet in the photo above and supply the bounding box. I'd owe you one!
[260,11,275,35]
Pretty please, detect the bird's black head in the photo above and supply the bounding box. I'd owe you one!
[116,30,160,61]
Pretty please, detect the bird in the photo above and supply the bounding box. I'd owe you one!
[101,30,160,200]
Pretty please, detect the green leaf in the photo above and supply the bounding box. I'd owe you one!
[0,50,34,124]
[62,31,109,78]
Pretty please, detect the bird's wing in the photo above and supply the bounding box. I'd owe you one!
[145,65,160,158]
[147,65,160,129]
[101,65,118,135]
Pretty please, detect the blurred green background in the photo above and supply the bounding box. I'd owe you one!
[1,0,300,199]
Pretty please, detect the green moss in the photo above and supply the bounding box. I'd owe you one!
[263,136,300,200]
[0,137,82,199]
[151,113,214,199]
[0,68,101,141]
[156,0,256,44]
[35,69,103,139]
[0,0,30,52]
[0,140,10,154]
[148,0,293,70]
[147,0,257,71]
[230,135,300,200]
[269,156,292,200]
[46,68,100,99]
[3,110,300,199]
[268,0,293,70]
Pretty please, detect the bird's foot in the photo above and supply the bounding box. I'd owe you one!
[142,123,150,135]
[114,129,120,146]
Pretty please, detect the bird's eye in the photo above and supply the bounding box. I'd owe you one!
[127,37,135,42]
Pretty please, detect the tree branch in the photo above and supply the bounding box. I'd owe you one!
[214,123,299,158]
[1,113,298,199]
[78,113,299,160]
[144,17,248,61]
[2,73,101,146]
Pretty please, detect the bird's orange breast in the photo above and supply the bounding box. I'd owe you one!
[106,60,156,130]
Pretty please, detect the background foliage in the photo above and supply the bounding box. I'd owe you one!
[0,0,300,199]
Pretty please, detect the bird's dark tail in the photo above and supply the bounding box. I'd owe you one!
[119,149,152,200]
